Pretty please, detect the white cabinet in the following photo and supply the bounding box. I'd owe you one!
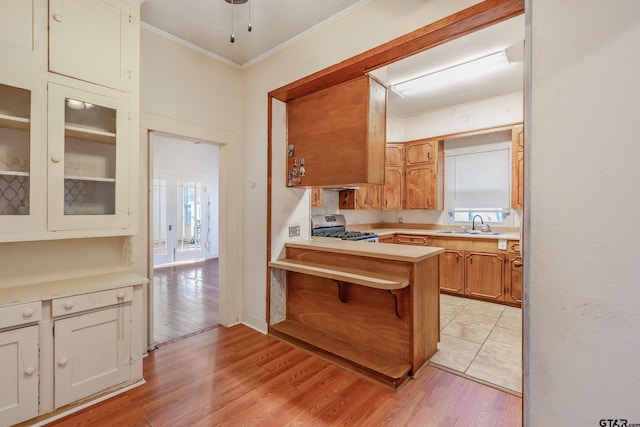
[49,0,137,91]
[0,301,42,427]
[0,73,47,233]
[0,77,133,239]
[48,83,130,231]
[52,287,133,408]
[0,0,47,74]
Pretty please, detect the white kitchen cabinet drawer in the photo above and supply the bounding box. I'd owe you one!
[52,286,132,318]
[0,301,42,330]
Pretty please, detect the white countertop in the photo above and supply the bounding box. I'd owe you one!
[0,271,149,306]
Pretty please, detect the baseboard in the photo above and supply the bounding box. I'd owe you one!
[241,313,267,334]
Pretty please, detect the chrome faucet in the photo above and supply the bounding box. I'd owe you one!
[472,215,484,231]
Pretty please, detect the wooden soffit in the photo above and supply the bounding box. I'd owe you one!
[269,0,524,102]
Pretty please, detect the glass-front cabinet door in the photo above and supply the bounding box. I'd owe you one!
[47,83,129,231]
[0,74,47,233]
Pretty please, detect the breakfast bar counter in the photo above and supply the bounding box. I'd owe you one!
[269,238,444,388]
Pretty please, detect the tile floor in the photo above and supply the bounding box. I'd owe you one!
[429,294,522,394]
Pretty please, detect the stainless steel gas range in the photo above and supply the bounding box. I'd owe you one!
[311,214,379,242]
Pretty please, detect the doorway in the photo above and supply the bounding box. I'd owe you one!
[150,131,220,345]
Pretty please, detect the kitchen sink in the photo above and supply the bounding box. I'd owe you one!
[438,230,503,236]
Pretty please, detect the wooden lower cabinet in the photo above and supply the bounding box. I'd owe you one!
[465,251,505,301]
[439,250,465,295]
[395,234,428,246]
[378,234,395,244]
[505,253,523,304]
[398,235,521,307]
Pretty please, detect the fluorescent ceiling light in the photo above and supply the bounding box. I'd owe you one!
[392,51,510,97]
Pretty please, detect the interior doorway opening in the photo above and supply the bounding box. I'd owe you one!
[150,131,220,345]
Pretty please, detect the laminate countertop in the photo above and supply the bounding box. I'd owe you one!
[286,238,444,263]
[362,228,521,241]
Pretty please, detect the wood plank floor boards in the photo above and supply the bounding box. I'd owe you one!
[50,324,522,427]
[152,259,219,344]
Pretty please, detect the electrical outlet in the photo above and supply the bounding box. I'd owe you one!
[289,225,300,237]
[498,239,507,250]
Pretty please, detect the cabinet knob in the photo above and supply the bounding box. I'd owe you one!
[513,260,523,267]
[51,155,62,164]
[25,367,35,376]
[58,358,68,367]
[23,308,35,318]
[64,301,74,310]
[117,292,125,300]
[53,14,63,22]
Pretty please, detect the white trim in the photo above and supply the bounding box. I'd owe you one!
[30,380,146,427]
[140,22,243,69]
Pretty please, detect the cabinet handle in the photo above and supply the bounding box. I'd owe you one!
[469,255,473,264]
[23,308,35,318]
[117,292,126,300]
[53,14,63,22]
[25,367,35,376]
[58,358,68,367]
[51,155,62,164]
[456,253,460,262]
[64,301,74,310]
[513,260,523,267]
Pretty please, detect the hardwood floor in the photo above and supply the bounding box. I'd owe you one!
[50,324,522,426]
[153,259,219,345]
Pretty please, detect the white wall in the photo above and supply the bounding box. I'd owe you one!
[152,133,220,259]
[526,0,640,424]
[139,28,244,327]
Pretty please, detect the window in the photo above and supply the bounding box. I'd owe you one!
[444,131,511,223]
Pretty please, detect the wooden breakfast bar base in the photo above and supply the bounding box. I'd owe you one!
[269,239,443,388]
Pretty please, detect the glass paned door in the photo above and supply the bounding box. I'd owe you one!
[153,173,207,266]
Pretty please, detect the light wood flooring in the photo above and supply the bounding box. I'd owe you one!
[152,259,219,345]
[49,324,522,426]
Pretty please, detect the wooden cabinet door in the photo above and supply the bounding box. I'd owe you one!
[54,305,131,408]
[405,164,436,209]
[378,234,395,244]
[396,234,428,246]
[405,139,437,165]
[439,250,465,295]
[365,185,381,209]
[465,251,505,301]
[310,187,322,207]
[383,166,403,210]
[385,144,404,167]
[505,254,523,304]
[0,325,39,426]
[511,125,524,209]
[49,0,137,91]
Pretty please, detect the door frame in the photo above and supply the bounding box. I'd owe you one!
[141,114,241,351]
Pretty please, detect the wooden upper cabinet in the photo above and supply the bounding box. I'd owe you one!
[286,75,386,188]
[405,164,438,210]
[511,125,524,209]
[405,139,438,165]
[310,187,322,207]
[49,0,138,91]
[385,144,404,167]
[382,166,403,210]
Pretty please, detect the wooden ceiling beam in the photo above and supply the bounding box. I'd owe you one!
[269,0,524,102]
